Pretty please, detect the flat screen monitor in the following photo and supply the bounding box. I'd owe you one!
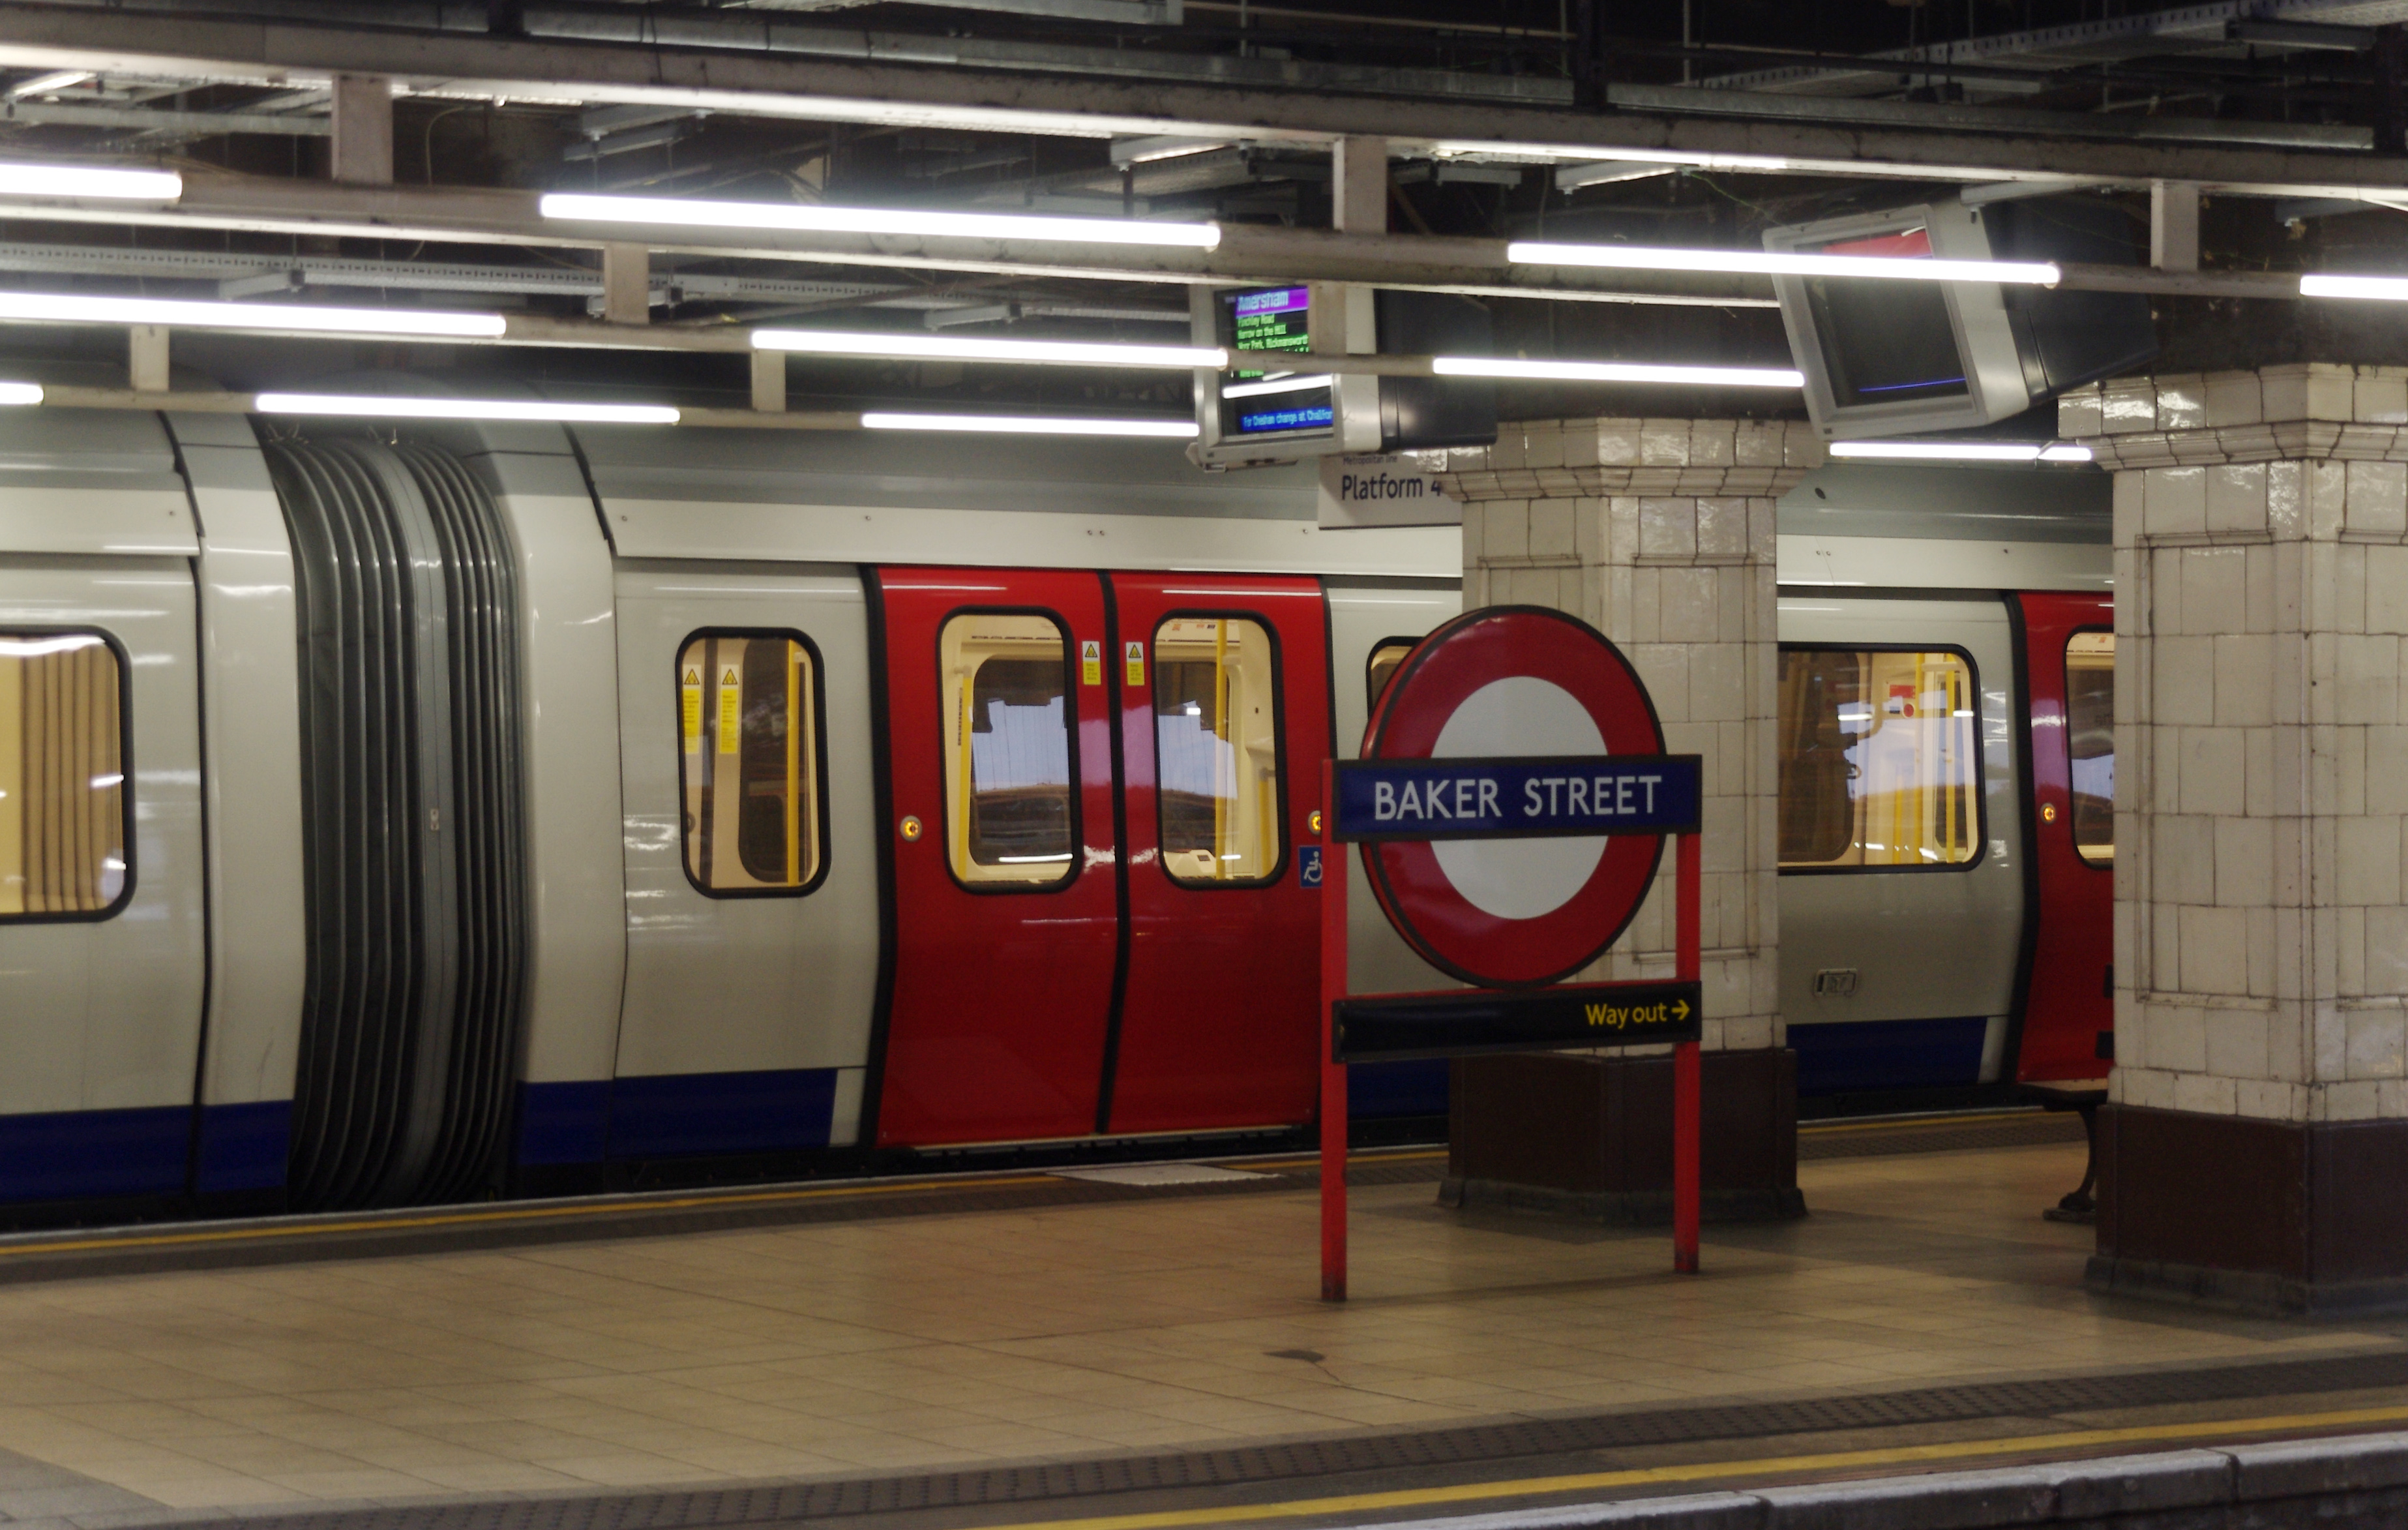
[1219,286,1335,440]
[1766,199,2030,441]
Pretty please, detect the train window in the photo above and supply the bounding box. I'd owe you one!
[677,631,825,895]
[2066,631,2114,866]
[1155,616,1284,886]
[940,612,1077,887]
[1777,646,1982,870]
[1367,639,1417,711]
[0,631,128,919]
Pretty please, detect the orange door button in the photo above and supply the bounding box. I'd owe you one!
[2042,803,2058,823]
[900,815,925,841]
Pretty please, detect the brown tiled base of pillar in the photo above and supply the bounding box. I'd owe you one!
[2088,1103,2408,1317]
[1439,1050,1805,1225]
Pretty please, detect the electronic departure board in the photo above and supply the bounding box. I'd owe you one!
[1219,286,1333,438]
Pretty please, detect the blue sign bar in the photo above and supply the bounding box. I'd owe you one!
[1331,754,1701,843]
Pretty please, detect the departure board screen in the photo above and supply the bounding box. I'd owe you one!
[1220,286,1333,438]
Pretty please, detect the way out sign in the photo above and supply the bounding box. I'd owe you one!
[1315,605,1708,1300]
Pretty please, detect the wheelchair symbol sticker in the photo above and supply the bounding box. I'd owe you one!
[1300,845,1323,888]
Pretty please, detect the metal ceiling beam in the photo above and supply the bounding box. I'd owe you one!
[0,3,2405,196]
[0,99,327,134]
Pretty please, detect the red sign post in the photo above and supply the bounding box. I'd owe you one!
[1315,607,1706,1301]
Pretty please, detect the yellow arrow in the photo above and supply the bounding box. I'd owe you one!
[1672,1000,1691,1021]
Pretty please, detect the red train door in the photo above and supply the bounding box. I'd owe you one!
[872,568,1121,1144]
[2014,590,2116,1081]
[1103,574,1330,1132]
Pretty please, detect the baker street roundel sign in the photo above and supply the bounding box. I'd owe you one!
[1360,607,1669,988]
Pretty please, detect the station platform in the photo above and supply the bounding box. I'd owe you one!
[0,1115,2401,1530]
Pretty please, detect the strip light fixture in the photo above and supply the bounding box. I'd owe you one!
[0,293,503,338]
[2301,273,2408,301]
[1508,241,2061,286]
[255,393,680,425]
[753,328,1225,368]
[861,412,1199,438]
[0,383,40,406]
[543,192,1223,250]
[1828,440,2094,463]
[1221,373,1336,399]
[0,160,178,200]
[1433,357,1806,388]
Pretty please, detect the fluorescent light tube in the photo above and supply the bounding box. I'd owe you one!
[860,412,1199,438]
[0,160,178,200]
[1829,440,2094,463]
[1433,357,1805,388]
[543,192,1223,250]
[1220,373,1335,399]
[7,72,93,100]
[2301,273,2408,301]
[0,382,40,405]
[1508,241,2060,286]
[752,328,1226,368]
[255,393,679,424]
[0,293,503,337]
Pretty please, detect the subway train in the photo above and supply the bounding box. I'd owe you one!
[0,400,2112,1221]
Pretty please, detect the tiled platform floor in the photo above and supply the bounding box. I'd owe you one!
[0,1138,2393,1517]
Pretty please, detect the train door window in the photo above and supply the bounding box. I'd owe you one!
[2066,631,2114,866]
[678,632,825,895]
[940,612,1077,887]
[1155,616,1284,885]
[1777,646,1982,870]
[1367,639,1417,711]
[0,631,128,918]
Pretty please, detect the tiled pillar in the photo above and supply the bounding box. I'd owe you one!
[2068,365,2408,1314]
[1429,417,1821,1222]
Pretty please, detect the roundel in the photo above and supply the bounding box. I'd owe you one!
[1362,607,1667,988]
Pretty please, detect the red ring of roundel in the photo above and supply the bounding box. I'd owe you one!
[1361,606,1669,989]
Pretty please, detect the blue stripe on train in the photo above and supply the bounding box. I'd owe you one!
[0,1104,188,1201]
[1350,1058,1449,1118]
[516,1071,840,1164]
[1789,1016,1991,1096]
[195,1100,291,1193]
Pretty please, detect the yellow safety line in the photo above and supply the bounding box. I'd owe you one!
[979,1403,2408,1530]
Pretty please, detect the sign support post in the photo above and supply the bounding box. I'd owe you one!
[1674,830,1701,1276]
[1320,762,1349,1303]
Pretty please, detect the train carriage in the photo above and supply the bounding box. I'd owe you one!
[0,400,2110,1221]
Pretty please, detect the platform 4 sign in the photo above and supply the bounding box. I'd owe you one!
[1335,980,1702,1062]
[1333,754,1701,843]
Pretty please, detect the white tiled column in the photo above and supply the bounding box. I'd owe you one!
[1434,417,1822,1055]
[2067,365,2408,1312]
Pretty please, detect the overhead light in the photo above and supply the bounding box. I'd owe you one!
[0,293,502,337]
[1432,357,1805,388]
[1221,373,1335,399]
[2300,273,2408,301]
[860,412,1199,438]
[1554,162,1683,193]
[541,192,1223,250]
[1828,440,2094,463]
[1508,241,2061,286]
[6,72,92,100]
[0,382,40,406]
[1433,143,1798,175]
[752,328,1226,369]
[254,393,679,424]
[0,159,178,200]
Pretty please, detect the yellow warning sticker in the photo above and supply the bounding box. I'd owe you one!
[717,664,741,753]
[1080,639,1102,686]
[1124,640,1145,686]
[681,665,702,753]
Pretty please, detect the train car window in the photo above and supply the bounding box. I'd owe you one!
[1154,616,1284,886]
[1777,646,1982,870]
[678,631,825,895]
[940,612,1077,887]
[0,631,128,919]
[1367,639,1417,711]
[2066,631,2115,866]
